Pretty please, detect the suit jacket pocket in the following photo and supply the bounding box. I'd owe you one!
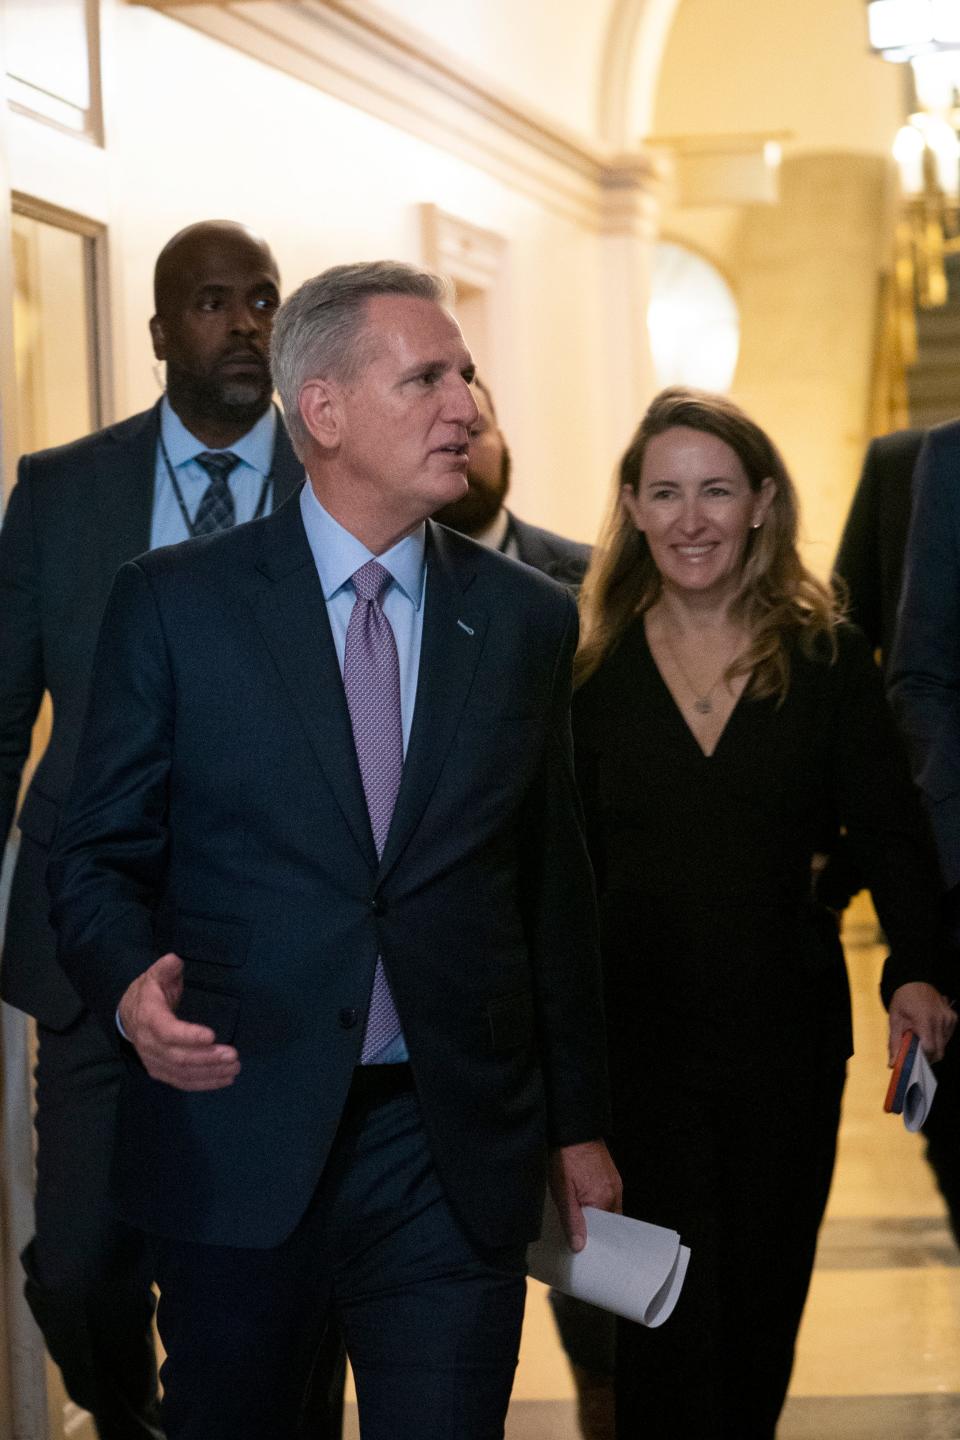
[800,902,845,978]
[174,912,250,967]
[178,983,241,1044]
[486,990,535,1053]
[17,785,60,849]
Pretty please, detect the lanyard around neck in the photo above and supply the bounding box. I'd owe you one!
[158,429,271,540]
[497,512,517,555]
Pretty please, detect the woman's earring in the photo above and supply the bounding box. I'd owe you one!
[751,521,762,529]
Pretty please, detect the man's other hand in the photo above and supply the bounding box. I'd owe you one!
[118,952,241,1091]
[549,1140,623,1253]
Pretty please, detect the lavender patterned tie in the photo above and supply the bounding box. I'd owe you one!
[343,560,404,1061]
[193,451,239,535]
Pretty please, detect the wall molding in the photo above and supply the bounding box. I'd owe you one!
[128,0,664,231]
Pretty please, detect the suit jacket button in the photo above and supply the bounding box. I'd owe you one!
[339,1008,359,1029]
[370,896,386,916]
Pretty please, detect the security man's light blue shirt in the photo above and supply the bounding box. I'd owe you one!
[150,397,277,547]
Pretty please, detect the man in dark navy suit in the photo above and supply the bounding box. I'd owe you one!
[0,220,303,1439]
[48,260,619,1440]
[833,428,925,667]
[888,421,960,1246]
[822,430,926,914]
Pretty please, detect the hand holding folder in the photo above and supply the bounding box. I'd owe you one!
[884,1029,937,1131]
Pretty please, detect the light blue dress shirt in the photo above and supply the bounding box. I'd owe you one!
[150,397,277,548]
[299,482,428,1062]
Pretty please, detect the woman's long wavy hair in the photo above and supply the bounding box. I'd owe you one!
[576,387,840,702]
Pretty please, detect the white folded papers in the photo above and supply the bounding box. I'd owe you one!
[902,1045,937,1132]
[526,1196,690,1328]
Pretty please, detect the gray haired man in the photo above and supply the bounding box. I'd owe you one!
[48,260,620,1440]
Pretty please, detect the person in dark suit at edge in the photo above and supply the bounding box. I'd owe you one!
[46,260,621,1440]
[0,219,314,1440]
[433,375,591,586]
[822,431,926,910]
[833,428,925,663]
[883,420,960,1247]
[830,426,960,1248]
[436,375,613,1440]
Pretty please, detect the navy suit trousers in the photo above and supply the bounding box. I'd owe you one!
[155,1073,527,1440]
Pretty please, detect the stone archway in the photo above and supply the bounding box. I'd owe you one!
[596,0,682,147]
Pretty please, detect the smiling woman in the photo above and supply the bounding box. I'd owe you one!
[621,425,774,612]
[578,386,832,718]
[572,385,956,1439]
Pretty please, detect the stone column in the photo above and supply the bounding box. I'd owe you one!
[597,151,665,474]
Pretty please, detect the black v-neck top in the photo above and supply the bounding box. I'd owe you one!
[572,619,949,1080]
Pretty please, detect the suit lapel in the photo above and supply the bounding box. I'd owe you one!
[93,403,159,576]
[250,500,377,869]
[94,402,301,575]
[378,523,488,882]
[251,511,488,879]
[268,409,305,509]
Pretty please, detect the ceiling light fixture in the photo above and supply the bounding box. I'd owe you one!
[868,0,960,61]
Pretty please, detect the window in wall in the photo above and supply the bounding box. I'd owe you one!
[647,242,740,393]
[11,208,102,456]
[6,0,102,137]
[10,206,104,806]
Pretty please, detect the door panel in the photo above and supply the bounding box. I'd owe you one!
[2,203,104,1440]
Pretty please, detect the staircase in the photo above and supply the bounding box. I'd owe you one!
[908,306,960,425]
[907,255,960,426]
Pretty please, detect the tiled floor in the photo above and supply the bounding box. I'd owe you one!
[344,899,960,1437]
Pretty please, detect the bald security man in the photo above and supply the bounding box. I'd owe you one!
[0,220,303,1439]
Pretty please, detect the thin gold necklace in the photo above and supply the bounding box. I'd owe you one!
[661,629,736,715]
